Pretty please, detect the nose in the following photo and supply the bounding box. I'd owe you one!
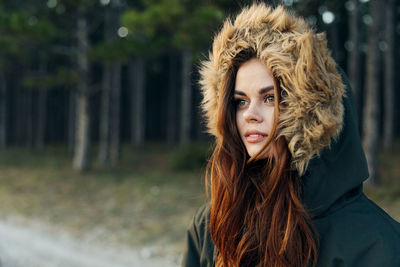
[243,102,263,123]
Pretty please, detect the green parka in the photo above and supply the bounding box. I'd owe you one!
[182,4,400,267]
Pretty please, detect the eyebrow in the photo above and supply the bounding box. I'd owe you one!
[234,85,274,96]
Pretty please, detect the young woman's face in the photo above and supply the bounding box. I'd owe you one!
[234,58,275,158]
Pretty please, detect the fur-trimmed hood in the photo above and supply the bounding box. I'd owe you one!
[199,4,345,175]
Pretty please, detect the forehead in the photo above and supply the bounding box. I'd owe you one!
[235,58,274,91]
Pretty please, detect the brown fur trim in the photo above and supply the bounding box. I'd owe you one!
[199,4,345,175]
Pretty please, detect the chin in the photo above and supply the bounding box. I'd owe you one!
[247,147,265,158]
[246,142,271,159]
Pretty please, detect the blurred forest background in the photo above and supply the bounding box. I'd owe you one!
[0,0,399,264]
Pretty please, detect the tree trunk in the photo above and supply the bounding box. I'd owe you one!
[109,2,122,166]
[130,58,146,147]
[330,18,340,62]
[167,53,178,145]
[36,59,47,149]
[347,0,361,115]
[73,92,90,171]
[98,6,113,166]
[14,83,23,145]
[383,0,394,151]
[110,63,121,167]
[73,8,91,172]
[179,49,192,145]
[363,0,382,185]
[26,87,33,147]
[99,63,111,166]
[68,90,76,152]
[0,71,6,149]
[36,89,47,149]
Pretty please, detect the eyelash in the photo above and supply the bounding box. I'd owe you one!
[235,99,248,108]
[234,94,274,108]
[264,94,274,103]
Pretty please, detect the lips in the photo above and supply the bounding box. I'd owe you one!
[244,130,268,143]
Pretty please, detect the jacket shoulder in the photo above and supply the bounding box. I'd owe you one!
[314,194,400,266]
[181,204,215,267]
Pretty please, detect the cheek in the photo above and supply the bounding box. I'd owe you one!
[266,108,275,129]
[262,106,275,130]
[236,110,244,134]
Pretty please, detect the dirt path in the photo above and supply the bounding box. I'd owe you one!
[0,219,177,267]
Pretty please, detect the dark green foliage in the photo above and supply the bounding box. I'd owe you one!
[122,0,223,57]
[121,0,182,56]
[23,67,79,88]
[169,143,211,171]
[90,38,136,63]
[172,5,223,52]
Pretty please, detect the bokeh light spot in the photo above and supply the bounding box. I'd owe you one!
[28,16,38,26]
[345,1,355,12]
[118,27,129,38]
[307,15,317,26]
[322,11,335,24]
[363,14,372,25]
[47,0,57,9]
[344,40,354,51]
[378,41,388,51]
[100,0,110,6]
[284,0,293,6]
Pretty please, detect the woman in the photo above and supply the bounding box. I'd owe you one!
[182,3,400,267]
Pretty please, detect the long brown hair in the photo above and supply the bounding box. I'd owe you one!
[206,50,318,267]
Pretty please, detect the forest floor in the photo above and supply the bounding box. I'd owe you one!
[363,140,400,220]
[0,144,206,266]
[0,216,175,267]
[0,141,398,266]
